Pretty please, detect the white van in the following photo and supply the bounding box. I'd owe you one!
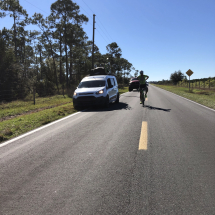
[73,74,119,109]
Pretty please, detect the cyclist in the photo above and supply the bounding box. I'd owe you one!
[137,70,149,104]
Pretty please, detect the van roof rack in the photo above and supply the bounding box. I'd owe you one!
[90,67,107,76]
[89,67,116,76]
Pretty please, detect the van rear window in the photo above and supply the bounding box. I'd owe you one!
[78,80,106,88]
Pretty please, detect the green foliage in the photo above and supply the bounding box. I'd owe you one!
[0,0,28,15]
[0,40,19,101]
[0,0,134,103]
[106,42,122,58]
[170,70,184,85]
[155,85,215,110]
[0,102,76,143]
[118,86,129,94]
[35,80,56,97]
[0,95,72,119]
[178,77,215,89]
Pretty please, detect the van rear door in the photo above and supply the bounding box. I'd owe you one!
[107,78,114,99]
[110,78,117,100]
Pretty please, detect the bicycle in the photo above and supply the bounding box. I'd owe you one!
[140,86,147,106]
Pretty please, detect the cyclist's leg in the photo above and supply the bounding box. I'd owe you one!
[139,85,142,100]
[139,90,141,100]
[140,86,143,103]
[141,85,147,98]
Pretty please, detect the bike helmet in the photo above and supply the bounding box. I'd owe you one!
[140,70,143,75]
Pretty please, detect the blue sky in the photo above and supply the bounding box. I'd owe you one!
[0,0,214,81]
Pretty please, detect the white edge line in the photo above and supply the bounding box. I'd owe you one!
[1,91,129,148]
[120,90,135,96]
[151,85,215,112]
[0,110,87,148]
[120,92,127,96]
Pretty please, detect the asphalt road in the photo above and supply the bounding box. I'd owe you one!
[0,85,215,215]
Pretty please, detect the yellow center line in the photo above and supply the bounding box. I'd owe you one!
[139,121,148,150]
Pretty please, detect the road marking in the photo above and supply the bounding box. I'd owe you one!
[139,121,147,150]
[0,110,87,148]
[151,85,215,112]
[0,92,127,149]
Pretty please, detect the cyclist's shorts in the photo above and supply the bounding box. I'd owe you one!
[140,84,147,89]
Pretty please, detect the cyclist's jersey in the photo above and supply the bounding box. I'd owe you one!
[137,75,149,85]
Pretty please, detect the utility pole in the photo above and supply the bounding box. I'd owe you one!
[14,13,17,60]
[92,14,96,69]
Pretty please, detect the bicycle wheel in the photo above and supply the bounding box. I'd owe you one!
[140,89,143,104]
[142,93,145,105]
[142,89,146,106]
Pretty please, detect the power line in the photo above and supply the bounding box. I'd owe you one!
[73,0,94,26]
[22,0,107,53]
[22,0,49,15]
[96,29,109,46]
[96,17,114,42]
[93,29,107,53]
[23,0,111,45]
[95,21,112,43]
[72,0,107,53]
[80,0,94,14]
[80,0,114,43]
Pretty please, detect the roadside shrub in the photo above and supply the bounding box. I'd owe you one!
[24,93,39,101]
[3,128,13,136]
[36,80,56,97]
[0,134,8,141]
[66,86,77,98]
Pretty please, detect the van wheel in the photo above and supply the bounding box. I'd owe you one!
[104,96,109,108]
[74,104,79,110]
[115,93,119,103]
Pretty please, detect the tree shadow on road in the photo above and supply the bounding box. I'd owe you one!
[120,95,139,98]
[144,105,171,112]
[120,92,139,98]
[120,96,140,98]
[81,102,132,112]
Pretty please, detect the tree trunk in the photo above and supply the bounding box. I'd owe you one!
[65,43,68,87]
[69,43,72,82]
[13,13,17,60]
[64,22,68,87]
[59,32,62,84]
[45,34,59,93]
[24,39,26,78]
[20,44,22,62]
[36,54,38,80]
[52,55,59,93]
[40,50,42,80]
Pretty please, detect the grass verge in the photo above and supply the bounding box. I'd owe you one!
[119,86,129,95]
[0,103,77,143]
[0,87,129,144]
[152,84,215,110]
[0,95,73,120]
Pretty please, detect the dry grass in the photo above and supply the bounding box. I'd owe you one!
[0,86,129,144]
[153,85,215,110]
